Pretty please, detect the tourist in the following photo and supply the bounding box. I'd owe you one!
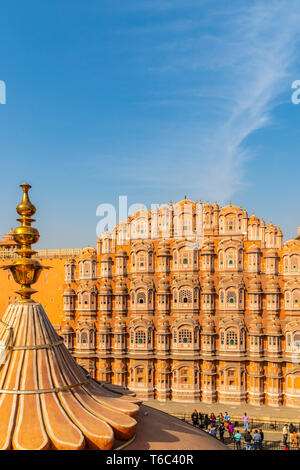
[227,422,234,440]
[282,424,289,446]
[210,425,218,438]
[217,413,224,425]
[259,429,264,450]
[292,430,299,449]
[234,429,242,450]
[243,430,253,450]
[224,412,230,423]
[198,411,204,428]
[242,412,250,431]
[289,422,296,434]
[204,414,210,429]
[289,423,296,446]
[210,413,216,426]
[253,430,262,450]
[219,423,225,443]
[191,410,199,426]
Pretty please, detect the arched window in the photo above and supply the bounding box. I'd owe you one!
[178,328,192,344]
[227,249,235,266]
[220,331,225,344]
[293,290,300,307]
[135,330,146,344]
[226,330,238,346]
[179,289,192,303]
[227,290,236,304]
[285,291,290,307]
[81,332,88,344]
[291,255,299,273]
[294,333,300,349]
[137,291,146,304]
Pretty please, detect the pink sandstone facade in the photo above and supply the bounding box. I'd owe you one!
[2,199,300,407]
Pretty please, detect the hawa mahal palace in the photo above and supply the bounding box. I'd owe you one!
[1,198,300,407]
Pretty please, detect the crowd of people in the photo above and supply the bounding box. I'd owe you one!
[282,423,299,450]
[190,410,300,450]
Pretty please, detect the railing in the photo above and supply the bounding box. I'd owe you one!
[0,248,83,260]
[171,414,300,450]
[179,413,300,433]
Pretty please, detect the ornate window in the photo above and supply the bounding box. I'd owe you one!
[179,289,192,303]
[291,255,299,273]
[227,290,236,304]
[81,332,88,344]
[135,330,146,344]
[178,329,192,344]
[137,292,146,304]
[226,330,238,346]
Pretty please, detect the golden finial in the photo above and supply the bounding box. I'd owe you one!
[184,194,187,200]
[2,183,50,302]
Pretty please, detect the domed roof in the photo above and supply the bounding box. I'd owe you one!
[219,203,242,215]
[0,229,19,246]
[201,276,215,293]
[101,254,113,262]
[204,200,213,210]
[61,323,74,334]
[201,314,215,334]
[98,317,111,332]
[249,212,259,224]
[79,246,97,260]
[264,249,278,258]
[247,244,261,254]
[0,302,139,450]
[157,316,170,332]
[115,278,128,294]
[248,276,262,292]
[115,249,128,258]
[265,277,280,292]
[157,240,170,255]
[99,280,112,294]
[157,277,170,291]
[114,316,126,332]
[265,222,276,232]
[266,318,282,335]
[248,317,263,335]
[63,286,76,296]
[201,241,215,254]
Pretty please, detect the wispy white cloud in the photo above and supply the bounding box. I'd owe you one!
[113,0,300,202]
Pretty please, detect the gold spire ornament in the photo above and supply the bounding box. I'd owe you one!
[1,184,49,302]
[0,183,141,450]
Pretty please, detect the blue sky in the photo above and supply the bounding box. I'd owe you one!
[0,0,300,248]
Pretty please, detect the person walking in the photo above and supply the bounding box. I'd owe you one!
[282,424,289,446]
[289,422,296,434]
[228,422,234,441]
[191,410,199,426]
[243,430,253,450]
[224,412,230,423]
[292,430,299,449]
[198,411,203,428]
[219,423,225,443]
[242,412,250,432]
[259,429,264,450]
[253,430,262,450]
[204,414,210,430]
[234,429,242,450]
[289,423,296,446]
